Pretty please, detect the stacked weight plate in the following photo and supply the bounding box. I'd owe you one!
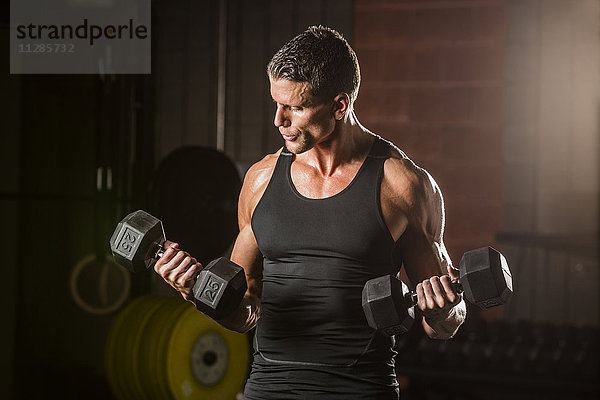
[105,295,249,400]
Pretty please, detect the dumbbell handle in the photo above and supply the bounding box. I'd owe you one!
[151,245,202,276]
[152,244,196,267]
[406,280,463,308]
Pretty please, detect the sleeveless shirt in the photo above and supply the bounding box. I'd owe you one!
[244,136,402,400]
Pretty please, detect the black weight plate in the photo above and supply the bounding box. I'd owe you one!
[151,147,241,264]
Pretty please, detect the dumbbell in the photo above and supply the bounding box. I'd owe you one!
[362,246,512,336]
[109,210,247,320]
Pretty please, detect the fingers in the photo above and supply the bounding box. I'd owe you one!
[436,275,456,303]
[153,245,202,294]
[416,275,460,312]
[168,256,201,288]
[179,262,202,287]
[166,252,195,282]
[164,240,179,250]
[416,280,435,310]
[155,247,177,278]
[153,245,178,274]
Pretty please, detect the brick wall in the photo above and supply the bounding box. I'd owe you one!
[353,0,506,266]
[500,0,599,326]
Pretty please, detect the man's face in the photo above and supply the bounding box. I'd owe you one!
[269,77,336,154]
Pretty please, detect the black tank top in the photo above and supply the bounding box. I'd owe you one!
[246,136,401,399]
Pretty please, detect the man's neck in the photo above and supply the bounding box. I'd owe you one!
[298,111,375,178]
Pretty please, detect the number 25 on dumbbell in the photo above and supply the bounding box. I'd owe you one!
[362,247,513,335]
[109,210,247,320]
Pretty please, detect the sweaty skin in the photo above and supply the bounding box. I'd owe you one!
[155,78,466,339]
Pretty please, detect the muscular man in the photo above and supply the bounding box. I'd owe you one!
[155,26,466,399]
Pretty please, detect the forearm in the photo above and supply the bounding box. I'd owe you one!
[215,294,261,333]
[422,299,466,339]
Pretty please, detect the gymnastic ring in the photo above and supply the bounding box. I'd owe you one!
[70,253,131,315]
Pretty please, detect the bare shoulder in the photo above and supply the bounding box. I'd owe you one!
[242,149,281,194]
[383,145,441,204]
[238,148,282,226]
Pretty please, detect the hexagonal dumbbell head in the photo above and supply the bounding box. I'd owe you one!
[193,257,247,320]
[110,210,166,273]
[459,246,513,309]
[362,275,415,336]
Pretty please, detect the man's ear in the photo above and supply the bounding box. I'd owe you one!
[332,93,350,121]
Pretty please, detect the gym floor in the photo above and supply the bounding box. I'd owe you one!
[2,0,598,399]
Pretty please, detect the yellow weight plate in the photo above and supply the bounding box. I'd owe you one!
[130,297,166,400]
[137,296,186,400]
[118,297,147,399]
[124,296,165,400]
[115,296,159,400]
[136,297,174,400]
[156,299,191,400]
[166,305,249,400]
[108,296,145,400]
[116,296,159,400]
[105,296,147,400]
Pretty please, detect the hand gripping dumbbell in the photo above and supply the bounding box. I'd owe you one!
[362,246,513,336]
[109,210,247,320]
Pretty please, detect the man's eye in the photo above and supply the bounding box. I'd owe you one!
[291,107,302,111]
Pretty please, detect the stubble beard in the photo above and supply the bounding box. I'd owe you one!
[285,131,316,155]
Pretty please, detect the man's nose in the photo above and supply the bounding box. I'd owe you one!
[274,105,291,128]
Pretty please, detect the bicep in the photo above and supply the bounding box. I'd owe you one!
[230,152,279,301]
[230,169,265,300]
[230,223,263,300]
[397,171,451,287]
[397,224,449,288]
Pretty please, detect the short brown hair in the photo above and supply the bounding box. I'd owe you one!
[267,26,361,105]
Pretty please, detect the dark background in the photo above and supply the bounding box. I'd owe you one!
[2,0,598,399]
